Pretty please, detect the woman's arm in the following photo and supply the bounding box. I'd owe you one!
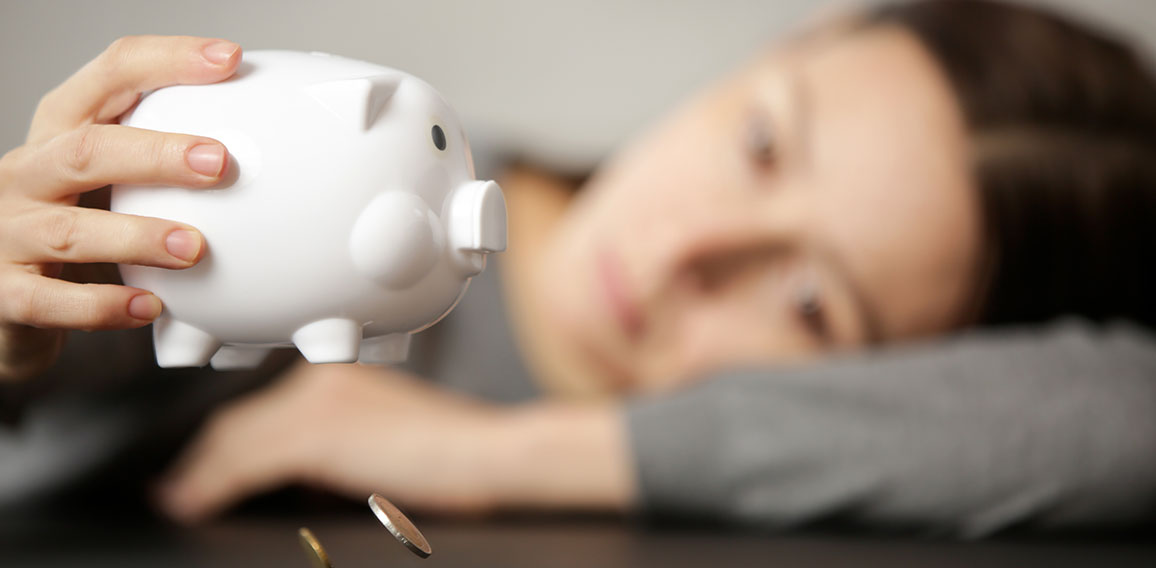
[160,319,1156,535]
[628,319,1156,536]
[157,362,635,521]
[493,401,634,511]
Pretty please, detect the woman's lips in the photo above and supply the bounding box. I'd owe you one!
[597,248,645,341]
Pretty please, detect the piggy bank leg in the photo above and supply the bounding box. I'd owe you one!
[153,314,221,368]
[292,318,363,364]
[210,346,273,371]
[358,333,411,364]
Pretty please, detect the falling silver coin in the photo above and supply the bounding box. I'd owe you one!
[298,527,334,568]
[368,493,433,558]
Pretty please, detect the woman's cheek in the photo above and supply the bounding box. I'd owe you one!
[640,298,822,390]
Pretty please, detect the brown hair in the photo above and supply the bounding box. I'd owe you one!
[867,0,1156,329]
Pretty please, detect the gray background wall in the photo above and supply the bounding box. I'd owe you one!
[1,0,1153,170]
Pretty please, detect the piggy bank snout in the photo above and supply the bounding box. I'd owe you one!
[448,179,507,276]
[449,179,507,253]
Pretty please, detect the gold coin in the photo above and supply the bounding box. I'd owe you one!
[298,527,334,568]
[368,493,432,558]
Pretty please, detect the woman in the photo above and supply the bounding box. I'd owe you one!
[1,0,1154,535]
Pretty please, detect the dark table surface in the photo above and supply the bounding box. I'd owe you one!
[4,512,1156,568]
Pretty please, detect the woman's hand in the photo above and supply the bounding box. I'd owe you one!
[0,36,241,381]
[156,363,635,523]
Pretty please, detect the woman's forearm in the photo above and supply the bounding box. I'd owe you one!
[481,401,636,512]
[155,364,638,520]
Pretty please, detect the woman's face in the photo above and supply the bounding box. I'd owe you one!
[531,25,980,394]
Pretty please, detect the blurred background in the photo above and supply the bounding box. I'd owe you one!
[1,0,1154,170]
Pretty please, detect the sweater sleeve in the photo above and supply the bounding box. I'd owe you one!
[626,319,1156,537]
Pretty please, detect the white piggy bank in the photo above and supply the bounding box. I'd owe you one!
[111,50,506,370]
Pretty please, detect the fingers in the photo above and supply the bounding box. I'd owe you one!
[5,125,227,200]
[0,205,204,267]
[0,272,161,330]
[157,393,306,523]
[28,36,241,145]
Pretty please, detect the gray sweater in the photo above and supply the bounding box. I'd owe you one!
[629,320,1156,536]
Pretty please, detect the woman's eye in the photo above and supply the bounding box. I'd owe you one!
[431,124,447,151]
[744,112,776,168]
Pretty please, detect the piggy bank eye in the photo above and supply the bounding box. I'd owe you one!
[431,124,447,151]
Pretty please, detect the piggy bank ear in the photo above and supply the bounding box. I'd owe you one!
[306,74,403,131]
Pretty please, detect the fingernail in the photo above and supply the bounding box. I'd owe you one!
[166,229,202,262]
[187,144,225,177]
[202,41,239,65]
[129,294,162,320]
